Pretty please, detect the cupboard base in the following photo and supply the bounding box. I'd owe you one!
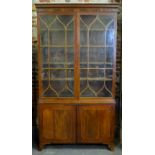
[38,104,115,151]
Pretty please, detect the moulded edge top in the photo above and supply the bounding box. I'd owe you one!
[35,3,119,9]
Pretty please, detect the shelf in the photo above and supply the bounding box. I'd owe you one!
[43,68,74,70]
[40,28,114,31]
[40,29,74,31]
[80,68,113,70]
[42,68,113,70]
[80,29,114,31]
[40,45,113,48]
[81,77,112,81]
[42,62,112,65]
[43,62,73,64]
[40,45,74,48]
[42,77,112,81]
[81,62,113,65]
[80,45,113,48]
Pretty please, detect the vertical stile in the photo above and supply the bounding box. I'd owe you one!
[37,13,42,98]
[112,13,117,98]
[74,9,80,98]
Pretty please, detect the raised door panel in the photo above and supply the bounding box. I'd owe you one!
[41,105,76,143]
[77,105,114,143]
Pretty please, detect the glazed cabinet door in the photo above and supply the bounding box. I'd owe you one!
[80,14,116,97]
[40,105,76,143]
[77,105,115,143]
[39,15,75,97]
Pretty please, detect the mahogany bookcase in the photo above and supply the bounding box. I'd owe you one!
[35,3,118,151]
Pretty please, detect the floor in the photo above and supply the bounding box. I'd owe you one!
[32,128,122,155]
[32,144,122,155]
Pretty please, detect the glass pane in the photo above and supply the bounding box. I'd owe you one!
[91,19,105,30]
[50,81,66,95]
[80,82,96,97]
[67,31,74,45]
[89,31,105,45]
[89,48,105,63]
[40,30,48,46]
[51,70,66,79]
[106,30,114,46]
[42,81,57,97]
[80,47,87,66]
[40,20,47,29]
[80,20,87,30]
[81,15,96,26]
[80,80,113,97]
[80,48,105,68]
[106,69,113,79]
[40,15,74,97]
[80,69,105,78]
[97,81,112,97]
[49,47,74,68]
[49,31,65,45]
[99,15,113,27]
[58,16,73,25]
[107,21,114,29]
[80,31,87,45]
[40,15,56,27]
[42,80,73,97]
[42,69,74,97]
[67,48,74,67]
[49,18,64,29]
[41,47,48,64]
[42,69,49,80]
[50,48,65,64]
[106,47,114,63]
[80,15,114,97]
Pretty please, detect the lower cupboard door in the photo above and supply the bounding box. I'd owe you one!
[41,105,76,143]
[77,105,115,143]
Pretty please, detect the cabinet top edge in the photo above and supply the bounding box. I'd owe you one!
[38,98,116,104]
[35,3,119,9]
